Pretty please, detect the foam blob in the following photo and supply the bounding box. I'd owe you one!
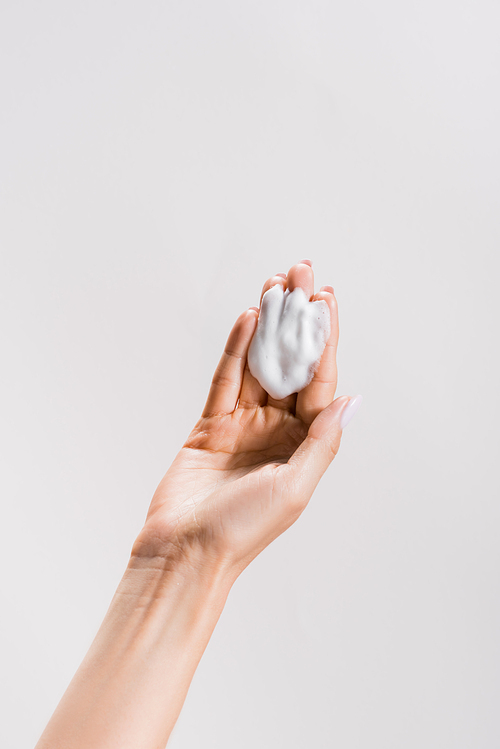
[248,284,331,400]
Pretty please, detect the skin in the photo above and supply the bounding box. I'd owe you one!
[35,260,356,749]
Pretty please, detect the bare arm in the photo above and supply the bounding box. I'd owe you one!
[35,260,361,748]
[36,545,235,749]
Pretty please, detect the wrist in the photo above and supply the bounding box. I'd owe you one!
[130,517,241,590]
[127,524,237,606]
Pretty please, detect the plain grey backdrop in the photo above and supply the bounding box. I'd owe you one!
[1,1,499,747]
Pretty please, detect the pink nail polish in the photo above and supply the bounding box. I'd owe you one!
[320,285,334,293]
[299,258,313,267]
[276,273,287,279]
[340,395,363,429]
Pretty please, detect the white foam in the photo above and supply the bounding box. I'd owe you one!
[247,284,331,400]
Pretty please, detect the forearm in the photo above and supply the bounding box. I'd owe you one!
[36,540,235,749]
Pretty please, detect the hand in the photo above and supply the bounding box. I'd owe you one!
[35,264,361,748]
[134,260,358,578]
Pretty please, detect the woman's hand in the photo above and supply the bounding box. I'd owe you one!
[134,260,361,578]
[35,260,361,749]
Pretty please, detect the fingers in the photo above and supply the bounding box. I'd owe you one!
[283,395,355,504]
[202,308,258,418]
[295,287,339,425]
[259,260,313,308]
[287,260,314,300]
[238,361,268,409]
[240,272,287,410]
[238,260,319,413]
[259,274,287,307]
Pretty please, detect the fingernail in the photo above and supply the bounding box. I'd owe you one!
[340,395,363,429]
[299,258,313,267]
[248,306,259,313]
[276,273,287,279]
[320,285,334,293]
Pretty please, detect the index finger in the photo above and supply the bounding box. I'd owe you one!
[201,308,258,418]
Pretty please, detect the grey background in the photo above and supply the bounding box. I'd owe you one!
[1,1,499,747]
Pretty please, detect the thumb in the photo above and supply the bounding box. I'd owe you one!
[285,394,363,502]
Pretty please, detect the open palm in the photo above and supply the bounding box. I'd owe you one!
[137,261,351,575]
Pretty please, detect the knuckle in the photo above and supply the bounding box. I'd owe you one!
[212,371,237,387]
